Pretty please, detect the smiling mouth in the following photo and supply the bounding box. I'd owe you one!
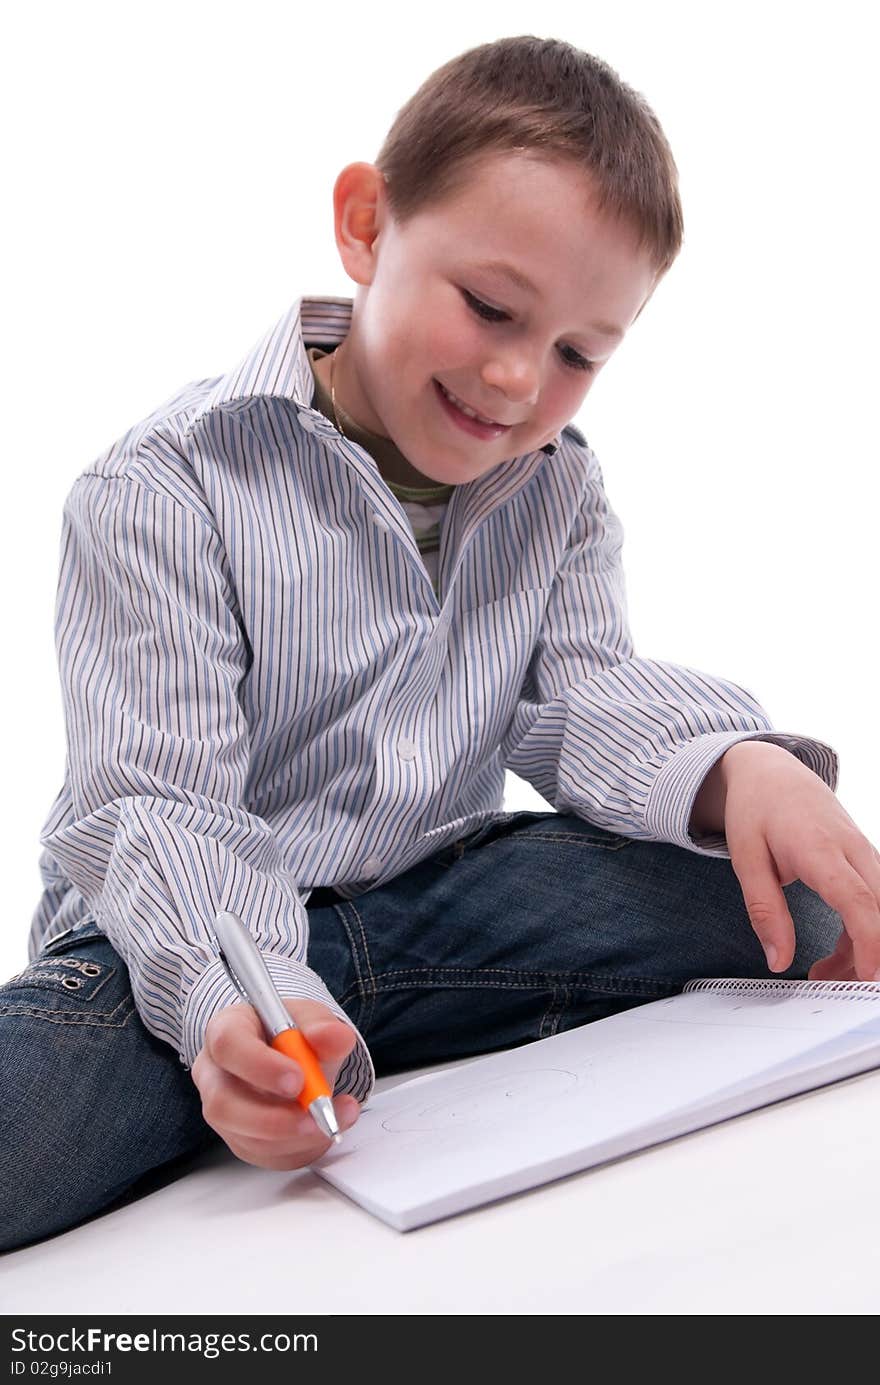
[435,380,511,428]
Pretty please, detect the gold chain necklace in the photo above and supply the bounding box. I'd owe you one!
[330,346,347,439]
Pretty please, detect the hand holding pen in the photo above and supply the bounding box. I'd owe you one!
[189,911,361,1169]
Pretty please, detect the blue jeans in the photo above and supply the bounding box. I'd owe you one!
[0,810,841,1252]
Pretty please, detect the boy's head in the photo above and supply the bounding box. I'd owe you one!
[323,36,683,485]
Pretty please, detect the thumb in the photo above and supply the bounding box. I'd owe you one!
[729,833,796,973]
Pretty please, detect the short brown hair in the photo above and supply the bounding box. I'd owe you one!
[374,35,684,279]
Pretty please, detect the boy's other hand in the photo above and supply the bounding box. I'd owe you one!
[191,998,361,1169]
[716,741,880,982]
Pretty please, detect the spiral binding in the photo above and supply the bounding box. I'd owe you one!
[683,976,880,1002]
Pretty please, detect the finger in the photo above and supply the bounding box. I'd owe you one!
[843,840,880,979]
[809,957,857,982]
[279,1000,360,1078]
[206,1004,306,1099]
[218,1085,360,1163]
[797,847,880,981]
[238,1094,362,1156]
[199,1059,360,1144]
[208,1003,355,1099]
[195,1060,300,1141]
[274,1012,359,1093]
[807,930,854,981]
[221,1094,361,1167]
[729,835,796,971]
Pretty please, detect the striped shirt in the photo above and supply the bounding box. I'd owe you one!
[30,295,839,1100]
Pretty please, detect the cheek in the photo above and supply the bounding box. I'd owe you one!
[422,312,484,374]
[539,372,589,422]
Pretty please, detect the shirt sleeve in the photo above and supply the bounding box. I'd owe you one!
[39,471,374,1097]
[501,446,839,858]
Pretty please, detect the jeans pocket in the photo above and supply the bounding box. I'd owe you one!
[40,916,104,955]
[2,917,121,1008]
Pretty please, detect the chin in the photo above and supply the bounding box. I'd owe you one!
[413,461,456,485]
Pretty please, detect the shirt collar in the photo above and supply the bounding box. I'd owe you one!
[186,295,559,456]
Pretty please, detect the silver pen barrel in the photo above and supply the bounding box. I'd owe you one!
[213,910,293,1039]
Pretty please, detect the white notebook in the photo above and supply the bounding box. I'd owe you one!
[314,977,880,1231]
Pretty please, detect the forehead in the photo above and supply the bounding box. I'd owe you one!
[406,150,643,262]
[422,149,598,227]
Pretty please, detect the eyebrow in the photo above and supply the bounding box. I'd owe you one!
[468,259,625,340]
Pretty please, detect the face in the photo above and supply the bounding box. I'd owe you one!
[330,151,659,485]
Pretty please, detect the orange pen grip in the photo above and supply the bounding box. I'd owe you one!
[271,1027,332,1107]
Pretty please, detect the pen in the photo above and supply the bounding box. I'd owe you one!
[212,910,341,1144]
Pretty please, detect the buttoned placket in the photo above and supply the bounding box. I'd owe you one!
[294,402,552,890]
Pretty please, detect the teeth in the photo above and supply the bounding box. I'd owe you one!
[439,381,498,427]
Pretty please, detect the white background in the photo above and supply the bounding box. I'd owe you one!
[2,0,877,979]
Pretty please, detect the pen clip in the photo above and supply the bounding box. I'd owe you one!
[216,945,251,1006]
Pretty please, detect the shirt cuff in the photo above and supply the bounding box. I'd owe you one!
[180,953,375,1102]
[645,730,840,858]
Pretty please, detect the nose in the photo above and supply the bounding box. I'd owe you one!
[480,353,540,408]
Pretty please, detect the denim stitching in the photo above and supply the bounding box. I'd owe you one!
[539,987,570,1039]
[332,900,377,1035]
[366,966,675,996]
[502,831,630,849]
[0,995,136,1028]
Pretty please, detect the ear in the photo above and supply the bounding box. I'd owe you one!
[331,162,388,287]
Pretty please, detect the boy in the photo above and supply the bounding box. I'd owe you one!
[2,36,877,1252]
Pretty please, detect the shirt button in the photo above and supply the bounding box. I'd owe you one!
[372,514,390,533]
[362,854,383,878]
[398,737,418,761]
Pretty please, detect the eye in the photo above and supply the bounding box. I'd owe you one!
[559,345,595,374]
[461,289,508,323]
[461,289,596,375]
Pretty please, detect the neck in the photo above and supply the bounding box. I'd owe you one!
[327,336,386,438]
[313,343,449,490]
